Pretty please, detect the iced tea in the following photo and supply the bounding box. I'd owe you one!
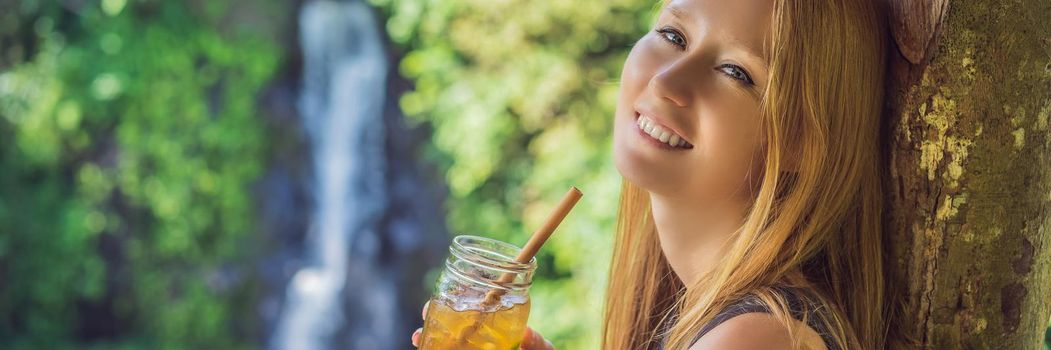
[419,293,530,350]
[419,235,536,350]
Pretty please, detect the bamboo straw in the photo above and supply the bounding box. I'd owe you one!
[451,186,583,347]
[482,186,582,304]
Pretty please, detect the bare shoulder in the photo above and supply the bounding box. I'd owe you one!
[688,312,828,350]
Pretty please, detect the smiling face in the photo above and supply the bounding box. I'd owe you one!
[613,0,774,203]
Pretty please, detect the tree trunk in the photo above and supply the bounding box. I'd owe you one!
[885,1,1051,349]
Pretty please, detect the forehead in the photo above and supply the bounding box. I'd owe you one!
[662,0,774,57]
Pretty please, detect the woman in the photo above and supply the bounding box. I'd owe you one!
[414,0,901,348]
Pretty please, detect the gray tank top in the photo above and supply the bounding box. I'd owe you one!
[655,287,840,349]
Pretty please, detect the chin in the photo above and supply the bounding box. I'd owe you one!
[613,131,680,197]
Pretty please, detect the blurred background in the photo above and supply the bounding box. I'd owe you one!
[0,0,660,348]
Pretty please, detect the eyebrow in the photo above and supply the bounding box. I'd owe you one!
[731,38,769,65]
[667,4,690,22]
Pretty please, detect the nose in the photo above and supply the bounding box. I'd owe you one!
[647,55,706,108]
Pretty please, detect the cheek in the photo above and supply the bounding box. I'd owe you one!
[616,37,669,108]
[612,42,649,171]
[691,112,765,196]
[616,42,649,111]
[614,38,665,139]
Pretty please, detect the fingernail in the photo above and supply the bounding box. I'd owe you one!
[412,328,422,347]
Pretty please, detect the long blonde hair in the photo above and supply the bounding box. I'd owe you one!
[603,1,899,349]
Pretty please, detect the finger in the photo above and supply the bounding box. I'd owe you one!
[519,327,534,349]
[520,327,554,350]
[411,327,422,348]
[422,300,430,320]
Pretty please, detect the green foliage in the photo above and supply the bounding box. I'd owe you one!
[368,0,659,346]
[0,1,280,348]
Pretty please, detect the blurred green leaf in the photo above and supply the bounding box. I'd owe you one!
[0,1,281,348]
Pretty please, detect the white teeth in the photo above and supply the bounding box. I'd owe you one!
[647,127,661,139]
[636,115,688,148]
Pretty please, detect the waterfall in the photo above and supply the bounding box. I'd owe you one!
[270,0,389,348]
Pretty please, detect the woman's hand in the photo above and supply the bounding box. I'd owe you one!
[411,301,555,349]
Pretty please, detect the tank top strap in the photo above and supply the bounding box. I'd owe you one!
[657,287,840,350]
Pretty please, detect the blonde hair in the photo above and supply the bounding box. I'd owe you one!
[603,1,900,349]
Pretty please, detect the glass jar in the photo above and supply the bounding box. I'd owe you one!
[419,235,537,350]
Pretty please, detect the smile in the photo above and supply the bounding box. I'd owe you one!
[635,114,693,149]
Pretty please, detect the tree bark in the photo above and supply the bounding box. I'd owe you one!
[885,1,1051,349]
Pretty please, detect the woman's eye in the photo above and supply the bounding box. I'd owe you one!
[717,64,754,85]
[655,27,686,49]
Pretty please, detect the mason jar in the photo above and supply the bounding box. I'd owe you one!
[418,235,537,350]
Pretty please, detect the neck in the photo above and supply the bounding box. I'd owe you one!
[650,192,748,288]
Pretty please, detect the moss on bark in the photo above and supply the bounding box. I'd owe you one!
[886,0,1051,348]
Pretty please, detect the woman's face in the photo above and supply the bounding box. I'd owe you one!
[613,0,773,203]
